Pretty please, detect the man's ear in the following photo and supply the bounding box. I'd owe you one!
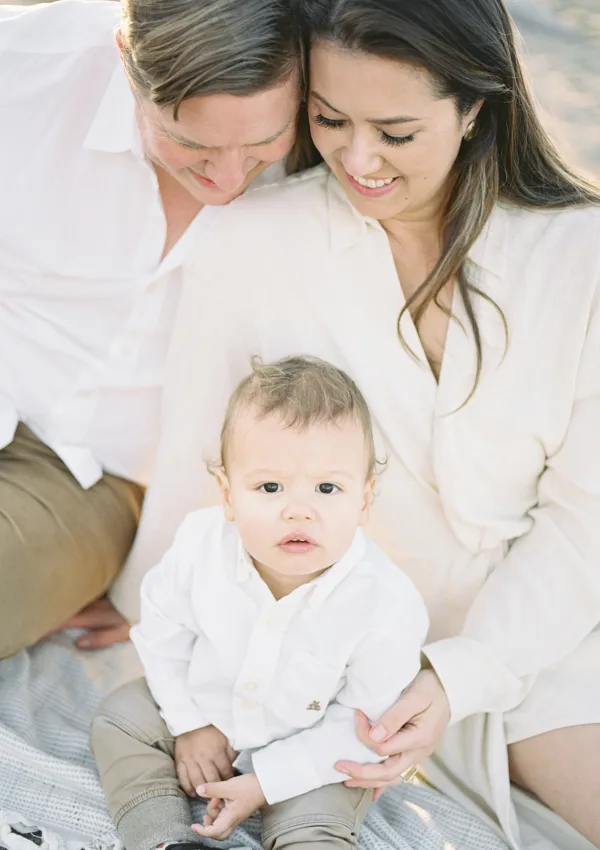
[114,26,124,53]
[358,477,376,526]
[215,468,235,522]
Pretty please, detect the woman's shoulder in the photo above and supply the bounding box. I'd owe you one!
[497,201,600,246]
[485,202,600,293]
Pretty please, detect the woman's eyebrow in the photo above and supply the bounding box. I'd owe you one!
[311,91,420,126]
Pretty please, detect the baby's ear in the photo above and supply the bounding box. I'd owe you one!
[359,477,376,525]
[215,468,235,522]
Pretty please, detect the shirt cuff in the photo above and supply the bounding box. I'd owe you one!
[159,704,210,737]
[423,636,528,724]
[252,741,326,805]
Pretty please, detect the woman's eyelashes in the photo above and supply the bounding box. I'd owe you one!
[312,113,415,147]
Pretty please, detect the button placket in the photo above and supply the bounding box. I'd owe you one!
[232,602,295,745]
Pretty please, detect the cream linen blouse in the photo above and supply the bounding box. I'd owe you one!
[112,164,600,757]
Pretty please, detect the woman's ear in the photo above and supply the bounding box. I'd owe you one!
[215,468,235,522]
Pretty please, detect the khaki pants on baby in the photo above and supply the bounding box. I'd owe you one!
[0,423,144,658]
[91,679,372,850]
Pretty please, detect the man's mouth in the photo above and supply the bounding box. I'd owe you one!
[188,170,217,188]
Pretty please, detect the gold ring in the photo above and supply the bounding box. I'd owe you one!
[400,764,419,783]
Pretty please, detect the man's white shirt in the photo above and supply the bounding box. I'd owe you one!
[0,1,281,488]
[131,506,429,804]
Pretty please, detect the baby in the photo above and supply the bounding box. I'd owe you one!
[92,355,429,850]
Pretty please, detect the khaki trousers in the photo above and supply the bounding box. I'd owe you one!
[91,679,372,850]
[0,423,144,658]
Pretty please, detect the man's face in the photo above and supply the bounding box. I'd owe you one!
[135,75,300,204]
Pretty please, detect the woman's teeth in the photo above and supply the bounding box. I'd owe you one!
[351,175,396,188]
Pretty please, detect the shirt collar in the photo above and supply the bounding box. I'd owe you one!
[326,168,508,278]
[83,61,142,157]
[307,529,367,610]
[236,540,255,583]
[234,526,367,610]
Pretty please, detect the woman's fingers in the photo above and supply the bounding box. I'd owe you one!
[367,723,431,757]
[369,688,429,744]
[336,757,400,783]
[354,670,451,758]
[341,751,429,789]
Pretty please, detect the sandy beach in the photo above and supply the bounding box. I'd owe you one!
[507,0,600,176]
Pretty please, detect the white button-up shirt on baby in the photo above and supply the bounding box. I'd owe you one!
[0,1,220,487]
[131,506,429,805]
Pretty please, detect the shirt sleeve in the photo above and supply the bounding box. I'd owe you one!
[130,516,210,736]
[252,587,429,804]
[424,291,600,724]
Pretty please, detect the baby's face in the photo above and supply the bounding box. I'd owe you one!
[219,408,374,585]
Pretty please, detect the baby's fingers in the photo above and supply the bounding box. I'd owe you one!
[206,797,222,822]
[175,760,195,797]
[192,815,235,841]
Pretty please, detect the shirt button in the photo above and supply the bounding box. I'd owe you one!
[240,699,256,710]
[264,615,283,629]
[243,682,258,693]
[110,339,137,363]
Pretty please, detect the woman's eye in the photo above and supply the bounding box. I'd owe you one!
[259,482,282,494]
[313,113,345,130]
[317,482,340,494]
[380,131,414,147]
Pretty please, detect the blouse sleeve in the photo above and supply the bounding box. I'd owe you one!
[424,287,600,724]
[109,235,261,623]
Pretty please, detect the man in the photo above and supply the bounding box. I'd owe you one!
[0,0,301,656]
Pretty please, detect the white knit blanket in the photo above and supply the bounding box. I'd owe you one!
[0,633,512,850]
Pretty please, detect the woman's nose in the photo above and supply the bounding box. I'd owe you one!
[340,134,383,178]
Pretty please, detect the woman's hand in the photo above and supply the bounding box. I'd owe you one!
[335,669,451,800]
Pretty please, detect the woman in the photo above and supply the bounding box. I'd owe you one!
[112,0,600,846]
[0,0,306,656]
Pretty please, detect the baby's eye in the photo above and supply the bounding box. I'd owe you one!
[317,482,340,494]
[258,482,282,494]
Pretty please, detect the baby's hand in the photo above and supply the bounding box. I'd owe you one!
[174,725,237,797]
[192,774,267,840]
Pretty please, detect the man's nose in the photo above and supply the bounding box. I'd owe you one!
[205,150,252,193]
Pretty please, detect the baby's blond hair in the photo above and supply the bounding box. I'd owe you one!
[217,355,377,477]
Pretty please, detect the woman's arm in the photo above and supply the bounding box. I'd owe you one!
[426,295,600,723]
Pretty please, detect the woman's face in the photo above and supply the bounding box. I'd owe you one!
[135,74,299,205]
[309,42,479,222]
